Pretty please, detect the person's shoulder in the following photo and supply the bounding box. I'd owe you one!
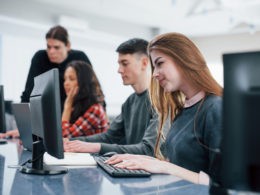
[121,92,140,108]
[126,90,148,101]
[203,94,222,111]
[33,50,47,57]
[84,103,105,111]
[88,103,104,111]
[205,95,222,105]
[123,91,149,107]
[68,50,90,62]
[69,50,86,56]
[34,49,47,55]
[31,50,48,63]
[124,92,137,103]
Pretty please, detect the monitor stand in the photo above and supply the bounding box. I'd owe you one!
[19,139,67,175]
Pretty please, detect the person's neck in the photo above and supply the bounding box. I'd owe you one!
[132,83,148,94]
[181,84,201,100]
[184,91,205,108]
[132,77,150,94]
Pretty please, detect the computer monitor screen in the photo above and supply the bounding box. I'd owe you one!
[222,51,260,192]
[20,68,67,175]
[0,85,6,133]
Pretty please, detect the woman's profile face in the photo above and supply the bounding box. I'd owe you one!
[46,38,70,64]
[64,67,78,96]
[151,50,183,92]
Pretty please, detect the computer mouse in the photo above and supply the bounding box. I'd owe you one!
[102,151,117,157]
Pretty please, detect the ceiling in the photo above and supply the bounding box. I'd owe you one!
[1,0,260,38]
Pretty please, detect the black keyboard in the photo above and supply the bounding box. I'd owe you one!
[94,156,151,177]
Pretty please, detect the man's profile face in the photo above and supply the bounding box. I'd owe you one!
[117,53,143,86]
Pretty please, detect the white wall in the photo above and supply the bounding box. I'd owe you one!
[1,35,43,102]
[192,32,260,86]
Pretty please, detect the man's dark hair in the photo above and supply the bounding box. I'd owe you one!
[116,38,148,55]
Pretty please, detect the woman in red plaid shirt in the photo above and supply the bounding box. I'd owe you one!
[62,60,109,138]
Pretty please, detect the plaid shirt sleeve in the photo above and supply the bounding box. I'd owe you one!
[62,103,109,138]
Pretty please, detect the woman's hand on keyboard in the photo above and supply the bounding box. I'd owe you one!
[105,154,167,174]
[105,153,202,184]
[105,154,154,165]
[112,155,168,174]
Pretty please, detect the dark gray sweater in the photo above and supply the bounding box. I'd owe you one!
[72,90,158,156]
[165,95,222,179]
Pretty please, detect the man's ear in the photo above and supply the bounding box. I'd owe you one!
[141,56,149,70]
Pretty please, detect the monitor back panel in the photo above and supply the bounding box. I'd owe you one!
[12,103,32,151]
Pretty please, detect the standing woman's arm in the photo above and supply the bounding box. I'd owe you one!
[21,51,45,102]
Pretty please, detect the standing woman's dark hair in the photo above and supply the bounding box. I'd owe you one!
[67,61,105,124]
[45,25,70,46]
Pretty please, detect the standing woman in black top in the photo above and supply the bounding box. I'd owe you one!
[21,25,92,110]
[1,26,92,138]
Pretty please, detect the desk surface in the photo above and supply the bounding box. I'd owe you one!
[0,140,209,195]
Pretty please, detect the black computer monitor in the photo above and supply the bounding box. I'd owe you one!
[20,68,67,175]
[0,85,6,133]
[222,51,260,192]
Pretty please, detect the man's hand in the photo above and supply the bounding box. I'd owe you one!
[63,140,101,153]
[0,129,19,138]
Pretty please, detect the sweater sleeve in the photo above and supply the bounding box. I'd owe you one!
[21,51,44,102]
[71,107,159,156]
[62,104,108,138]
[71,112,125,144]
[99,110,158,156]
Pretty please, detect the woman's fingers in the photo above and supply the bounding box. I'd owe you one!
[72,86,79,96]
[68,86,78,99]
[114,159,141,170]
[105,154,134,164]
[105,155,124,164]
